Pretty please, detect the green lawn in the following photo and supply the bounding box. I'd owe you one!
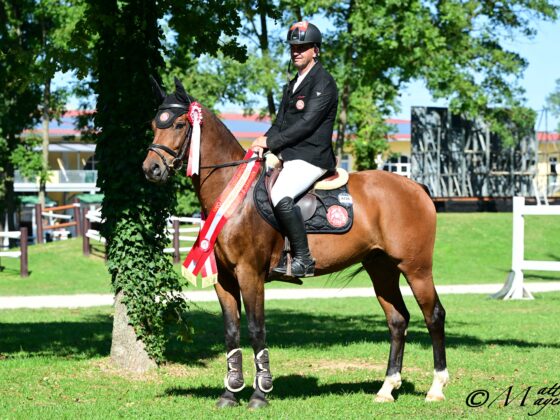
[1,293,559,418]
[1,213,559,295]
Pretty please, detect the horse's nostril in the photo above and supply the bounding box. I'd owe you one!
[152,162,161,176]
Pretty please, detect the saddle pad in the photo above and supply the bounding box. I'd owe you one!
[253,169,354,234]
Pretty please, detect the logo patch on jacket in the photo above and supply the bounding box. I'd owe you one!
[296,99,305,110]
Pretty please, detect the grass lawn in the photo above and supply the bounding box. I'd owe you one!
[1,293,559,418]
[0,213,559,296]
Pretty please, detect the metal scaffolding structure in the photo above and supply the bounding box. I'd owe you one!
[411,107,537,197]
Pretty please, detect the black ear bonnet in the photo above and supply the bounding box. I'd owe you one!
[152,77,193,129]
[155,93,190,129]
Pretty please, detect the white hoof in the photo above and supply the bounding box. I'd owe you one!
[425,392,446,402]
[426,369,449,402]
[375,373,401,403]
[375,393,395,403]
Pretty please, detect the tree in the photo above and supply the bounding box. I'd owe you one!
[82,0,245,371]
[0,1,42,233]
[305,0,557,167]
[0,0,89,235]
[546,78,560,132]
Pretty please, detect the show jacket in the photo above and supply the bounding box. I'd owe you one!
[265,61,338,171]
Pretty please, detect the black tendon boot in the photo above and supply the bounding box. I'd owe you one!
[271,197,315,278]
[248,348,273,409]
[216,348,245,408]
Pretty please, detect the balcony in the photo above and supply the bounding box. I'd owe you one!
[14,170,99,193]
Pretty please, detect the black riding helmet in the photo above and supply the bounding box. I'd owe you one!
[287,21,322,46]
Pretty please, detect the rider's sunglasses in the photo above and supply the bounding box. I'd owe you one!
[290,44,314,53]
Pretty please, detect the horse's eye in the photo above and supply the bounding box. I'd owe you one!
[175,123,186,130]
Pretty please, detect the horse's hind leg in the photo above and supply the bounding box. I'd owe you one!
[400,263,449,401]
[363,254,410,403]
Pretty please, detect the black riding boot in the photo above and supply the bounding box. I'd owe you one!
[271,197,315,278]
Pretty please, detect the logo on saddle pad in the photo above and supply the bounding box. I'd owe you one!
[327,205,349,228]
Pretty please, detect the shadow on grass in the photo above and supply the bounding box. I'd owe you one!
[163,375,422,400]
[2,308,559,362]
[0,314,112,359]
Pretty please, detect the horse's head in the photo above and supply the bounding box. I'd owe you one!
[143,76,193,183]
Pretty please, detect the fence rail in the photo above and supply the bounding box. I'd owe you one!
[36,203,82,243]
[493,196,560,300]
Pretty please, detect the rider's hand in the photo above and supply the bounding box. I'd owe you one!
[251,135,268,158]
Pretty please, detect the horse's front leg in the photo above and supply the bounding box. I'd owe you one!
[238,264,273,409]
[214,273,244,408]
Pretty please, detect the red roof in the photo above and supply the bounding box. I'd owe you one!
[537,132,560,142]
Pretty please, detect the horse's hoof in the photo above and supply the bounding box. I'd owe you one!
[216,397,238,408]
[375,393,394,403]
[247,397,269,409]
[425,393,446,402]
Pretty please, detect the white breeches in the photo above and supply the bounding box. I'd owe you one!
[270,160,327,207]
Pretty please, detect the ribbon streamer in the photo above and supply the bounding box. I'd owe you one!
[186,102,203,177]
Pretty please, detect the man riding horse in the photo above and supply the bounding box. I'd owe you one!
[251,21,338,279]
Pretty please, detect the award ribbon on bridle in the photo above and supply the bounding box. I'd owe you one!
[182,148,261,287]
[186,103,202,176]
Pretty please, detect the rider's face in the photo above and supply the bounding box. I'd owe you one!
[290,43,316,72]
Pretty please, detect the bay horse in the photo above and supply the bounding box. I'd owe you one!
[143,78,449,408]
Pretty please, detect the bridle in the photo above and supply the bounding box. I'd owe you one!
[147,101,262,175]
[147,103,192,174]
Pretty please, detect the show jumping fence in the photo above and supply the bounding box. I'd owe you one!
[35,203,82,244]
[0,227,29,277]
[82,210,201,263]
[493,196,560,300]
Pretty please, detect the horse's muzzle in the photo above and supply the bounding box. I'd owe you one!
[142,158,168,183]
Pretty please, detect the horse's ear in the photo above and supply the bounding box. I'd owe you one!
[174,76,189,103]
[150,75,166,103]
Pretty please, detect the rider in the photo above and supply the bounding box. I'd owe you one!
[251,21,338,278]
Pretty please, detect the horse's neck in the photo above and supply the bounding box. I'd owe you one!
[194,110,246,214]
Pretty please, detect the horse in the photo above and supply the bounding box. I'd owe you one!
[143,78,449,409]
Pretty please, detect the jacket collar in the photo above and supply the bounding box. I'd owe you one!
[290,61,322,96]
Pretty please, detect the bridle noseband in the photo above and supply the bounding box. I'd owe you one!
[148,102,193,173]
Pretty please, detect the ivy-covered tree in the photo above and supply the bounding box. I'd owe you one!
[83,0,245,370]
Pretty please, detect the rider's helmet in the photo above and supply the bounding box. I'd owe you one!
[287,21,322,47]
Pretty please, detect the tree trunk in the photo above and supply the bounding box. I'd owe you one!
[257,1,276,117]
[110,290,157,373]
[39,79,50,208]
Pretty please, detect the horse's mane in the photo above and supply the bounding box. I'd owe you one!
[204,107,246,155]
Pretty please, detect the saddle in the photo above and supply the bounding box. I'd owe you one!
[253,154,354,234]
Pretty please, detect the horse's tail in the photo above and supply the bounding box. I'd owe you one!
[417,182,432,198]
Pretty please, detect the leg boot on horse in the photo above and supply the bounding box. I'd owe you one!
[270,197,315,278]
